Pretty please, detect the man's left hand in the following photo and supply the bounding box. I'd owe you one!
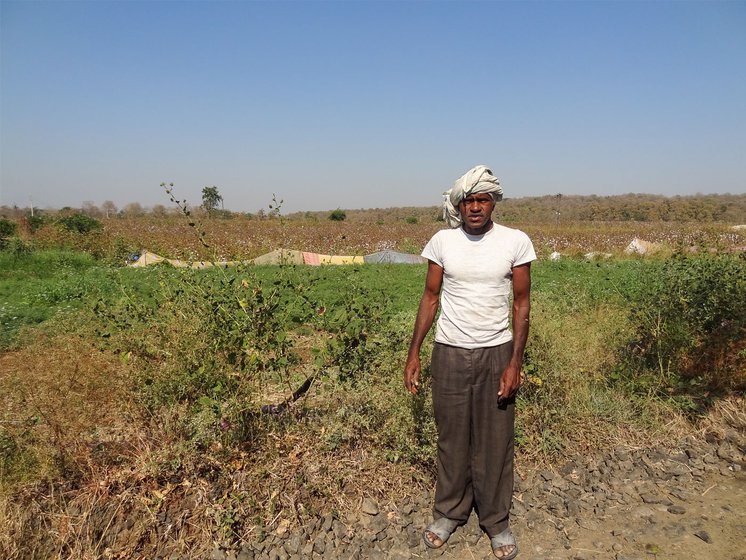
[498,362,523,402]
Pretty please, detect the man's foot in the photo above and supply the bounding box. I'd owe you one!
[423,530,443,548]
[422,517,459,549]
[490,528,518,559]
[493,544,517,558]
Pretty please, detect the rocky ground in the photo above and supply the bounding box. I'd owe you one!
[209,429,746,560]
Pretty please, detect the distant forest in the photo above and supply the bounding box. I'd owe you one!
[293,193,746,224]
[497,193,746,223]
[2,193,745,224]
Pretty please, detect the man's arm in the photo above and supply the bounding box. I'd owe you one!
[404,260,444,394]
[498,262,531,401]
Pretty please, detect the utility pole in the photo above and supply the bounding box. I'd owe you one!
[29,196,34,218]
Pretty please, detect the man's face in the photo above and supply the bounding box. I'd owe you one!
[458,193,495,234]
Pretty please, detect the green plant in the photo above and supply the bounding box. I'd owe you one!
[92,187,315,456]
[405,215,418,224]
[316,274,385,382]
[2,237,30,256]
[0,249,106,348]
[0,218,17,239]
[621,253,746,397]
[56,213,101,234]
[398,238,421,255]
[28,213,51,233]
[328,208,346,221]
[0,219,18,250]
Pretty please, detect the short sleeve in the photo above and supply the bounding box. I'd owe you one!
[421,232,444,267]
[513,230,537,267]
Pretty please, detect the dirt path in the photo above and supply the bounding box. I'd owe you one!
[218,433,745,560]
[466,469,746,560]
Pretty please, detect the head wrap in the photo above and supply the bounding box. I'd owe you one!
[442,165,503,228]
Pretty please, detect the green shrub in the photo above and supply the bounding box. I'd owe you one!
[28,214,51,233]
[328,208,346,221]
[56,213,102,234]
[0,218,18,250]
[0,218,17,238]
[405,216,418,224]
[93,264,308,449]
[0,428,40,485]
[316,276,385,382]
[621,253,746,396]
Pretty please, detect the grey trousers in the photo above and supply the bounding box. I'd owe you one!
[430,341,515,536]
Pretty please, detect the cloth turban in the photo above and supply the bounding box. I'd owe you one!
[443,165,503,228]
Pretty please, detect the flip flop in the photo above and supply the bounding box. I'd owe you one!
[422,517,459,549]
[490,527,518,559]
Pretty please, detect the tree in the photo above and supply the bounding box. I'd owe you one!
[81,201,102,218]
[202,186,223,215]
[151,204,167,217]
[123,202,144,217]
[102,200,117,219]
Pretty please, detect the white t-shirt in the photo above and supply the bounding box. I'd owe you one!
[421,223,536,349]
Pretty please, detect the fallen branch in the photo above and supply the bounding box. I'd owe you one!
[260,374,317,415]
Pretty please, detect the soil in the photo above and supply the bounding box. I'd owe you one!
[12,428,745,560]
[199,431,746,560]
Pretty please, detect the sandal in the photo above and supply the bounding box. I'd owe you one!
[490,528,518,559]
[422,517,459,549]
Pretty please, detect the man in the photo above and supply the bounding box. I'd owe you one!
[404,165,535,559]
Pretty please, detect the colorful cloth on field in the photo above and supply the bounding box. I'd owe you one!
[302,252,364,265]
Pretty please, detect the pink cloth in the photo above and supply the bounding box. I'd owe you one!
[303,252,321,266]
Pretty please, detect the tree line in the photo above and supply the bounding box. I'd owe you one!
[2,192,744,224]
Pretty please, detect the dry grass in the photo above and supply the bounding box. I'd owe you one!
[698,395,746,437]
[0,331,132,483]
[516,296,697,464]
[0,330,137,558]
[0,323,432,559]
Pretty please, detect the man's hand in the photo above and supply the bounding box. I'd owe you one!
[404,261,442,395]
[499,262,531,403]
[498,361,523,402]
[404,353,422,395]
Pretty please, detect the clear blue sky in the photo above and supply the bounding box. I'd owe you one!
[1,1,744,213]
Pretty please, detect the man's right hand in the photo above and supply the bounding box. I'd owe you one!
[404,261,443,396]
[404,354,421,394]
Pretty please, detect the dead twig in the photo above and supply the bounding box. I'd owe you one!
[701,484,717,496]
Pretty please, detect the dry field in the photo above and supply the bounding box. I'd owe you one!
[28,213,745,263]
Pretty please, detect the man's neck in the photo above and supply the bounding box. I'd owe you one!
[462,219,494,236]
